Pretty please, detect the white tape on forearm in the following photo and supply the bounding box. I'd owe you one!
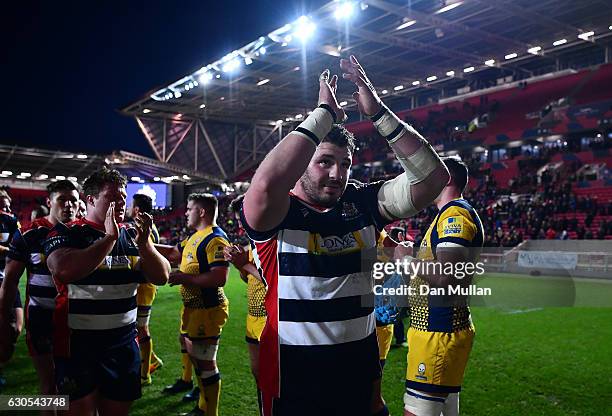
[391,141,441,185]
[377,173,417,220]
[293,107,334,146]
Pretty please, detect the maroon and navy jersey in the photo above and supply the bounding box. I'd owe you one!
[8,217,56,310]
[43,218,146,357]
[240,180,391,413]
[0,211,20,279]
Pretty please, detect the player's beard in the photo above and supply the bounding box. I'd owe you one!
[299,170,344,208]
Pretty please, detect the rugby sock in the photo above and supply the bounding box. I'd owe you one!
[181,351,193,382]
[195,370,207,412]
[140,336,152,378]
[202,372,221,416]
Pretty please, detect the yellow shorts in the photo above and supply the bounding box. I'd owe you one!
[405,327,474,393]
[180,303,229,340]
[245,314,266,344]
[376,324,394,360]
[136,283,157,307]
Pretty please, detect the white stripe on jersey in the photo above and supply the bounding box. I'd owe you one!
[68,309,137,330]
[278,312,376,346]
[68,283,138,300]
[278,229,309,254]
[30,252,42,265]
[28,296,55,309]
[29,273,55,288]
[278,272,373,300]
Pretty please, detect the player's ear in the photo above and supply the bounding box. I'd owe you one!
[46,197,52,209]
[86,194,96,207]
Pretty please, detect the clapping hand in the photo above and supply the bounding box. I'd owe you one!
[340,55,382,117]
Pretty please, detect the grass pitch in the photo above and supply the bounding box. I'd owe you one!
[3,271,611,415]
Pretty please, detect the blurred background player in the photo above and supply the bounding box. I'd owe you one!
[76,199,87,219]
[30,205,49,222]
[0,180,79,411]
[158,193,230,416]
[44,168,169,416]
[0,189,22,392]
[127,193,164,386]
[241,57,448,416]
[374,228,414,416]
[403,157,484,416]
[225,194,266,414]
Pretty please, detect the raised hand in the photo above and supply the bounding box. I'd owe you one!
[105,202,119,240]
[340,55,382,117]
[134,212,153,246]
[318,68,346,123]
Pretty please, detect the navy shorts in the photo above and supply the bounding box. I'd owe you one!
[55,338,141,402]
[270,332,381,416]
[26,306,53,356]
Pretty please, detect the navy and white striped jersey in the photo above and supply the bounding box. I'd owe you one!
[43,218,146,356]
[240,181,391,409]
[0,211,20,280]
[8,217,57,310]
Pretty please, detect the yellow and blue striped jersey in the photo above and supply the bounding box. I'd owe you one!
[409,198,484,332]
[179,225,230,308]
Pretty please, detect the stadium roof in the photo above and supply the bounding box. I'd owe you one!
[0,145,224,187]
[122,0,612,181]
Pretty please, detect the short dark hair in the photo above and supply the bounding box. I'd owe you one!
[188,193,218,219]
[47,180,80,197]
[132,193,153,214]
[442,156,469,193]
[228,194,244,215]
[322,125,356,154]
[82,168,127,197]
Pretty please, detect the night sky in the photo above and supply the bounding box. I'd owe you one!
[2,0,326,158]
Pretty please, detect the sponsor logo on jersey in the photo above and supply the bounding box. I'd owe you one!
[104,255,131,270]
[442,216,464,236]
[319,232,358,252]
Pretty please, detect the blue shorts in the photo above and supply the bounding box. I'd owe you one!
[54,338,141,402]
[26,306,53,356]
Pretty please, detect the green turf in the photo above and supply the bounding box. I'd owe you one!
[3,271,611,415]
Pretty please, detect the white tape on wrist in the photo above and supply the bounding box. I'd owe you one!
[293,107,334,146]
[373,110,400,136]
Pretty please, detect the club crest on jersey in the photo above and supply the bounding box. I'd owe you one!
[416,362,427,380]
[341,202,360,220]
[300,207,309,218]
[319,232,358,253]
